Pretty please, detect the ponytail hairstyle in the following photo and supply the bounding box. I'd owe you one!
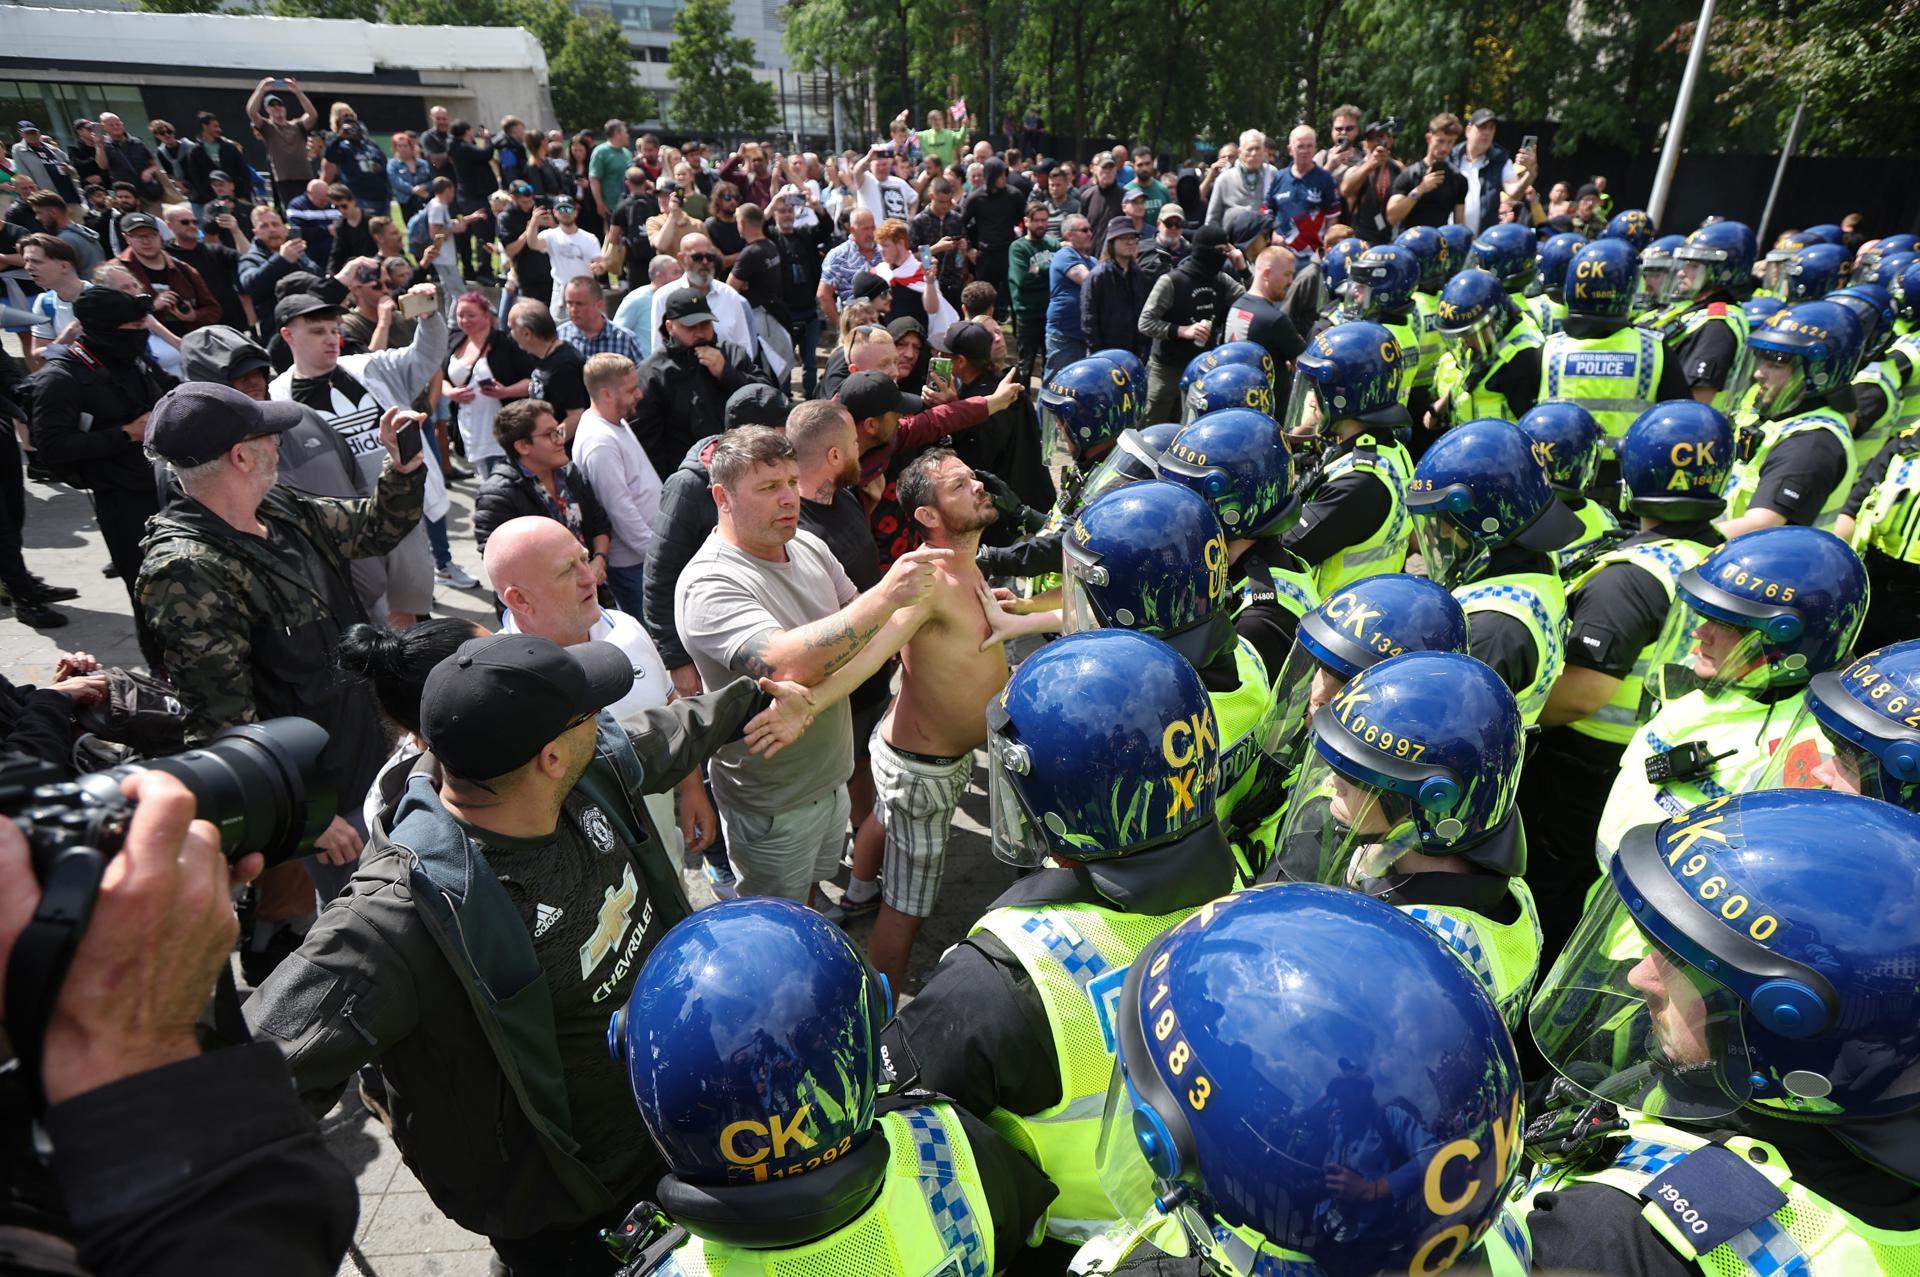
[337,618,486,736]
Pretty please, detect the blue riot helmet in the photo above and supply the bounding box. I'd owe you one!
[1647,526,1868,705]
[1273,651,1527,887]
[1799,222,1844,246]
[1517,401,1604,498]
[1562,238,1640,322]
[1435,223,1474,278]
[1663,219,1756,305]
[1827,284,1897,363]
[1467,223,1537,291]
[1061,480,1237,671]
[612,898,891,1202]
[1037,355,1131,461]
[1322,237,1368,304]
[1096,885,1524,1277]
[1406,418,1581,588]
[1341,243,1419,320]
[1745,300,1864,419]
[1091,346,1148,425]
[1532,789,1920,1123]
[1280,321,1411,442]
[986,629,1236,879]
[1869,249,1919,294]
[1637,233,1687,304]
[1076,420,1183,508]
[1754,642,1920,811]
[1184,360,1277,424]
[1262,575,1470,780]
[1159,408,1300,537]
[1529,231,1587,300]
[1859,232,1917,278]
[1895,260,1920,325]
[1760,230,1818,294]
[1434,269,1516,363]
[1782,242,1851,302]
[1618,400,1735,521]
[1179,340,1278,402]
[1394,224,1448,291]
[1602,208,1656,252]
[1742,295,1788,329]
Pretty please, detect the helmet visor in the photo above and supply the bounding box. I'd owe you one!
[1646,596,1781,705]
[1346,278,1377,317]
[1035,394,1076,466]
[1412,512,1479,589]
[1278,370,1319,441]
[1529,867,1753,1120]
[1752,698,1900,802]
[1078,428,1162,505]
[1060,566,1105,637]
[1661,256,1712,305]
[1268,746,1424,887]
[1760,253,1793,295]
[1448,310,1502,361]
[1749,351,1807,419]
[988,732,1048,868]
[1094,1056,1166,1225]
[1260,638,1343,775]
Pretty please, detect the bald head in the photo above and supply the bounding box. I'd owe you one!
[482,516,603,645]
[848,331,897,376]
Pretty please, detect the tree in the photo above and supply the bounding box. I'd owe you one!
[669,0,779,138]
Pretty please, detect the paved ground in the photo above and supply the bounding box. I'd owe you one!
[5,461,1012,1276]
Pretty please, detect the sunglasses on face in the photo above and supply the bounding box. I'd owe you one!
[689,251,721,264]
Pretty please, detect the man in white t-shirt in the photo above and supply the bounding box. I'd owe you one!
[571,351,662,618]
[647,231,757,356]
[674,426,948,908]
[854,145,918,223]
[487,514,710,867]
[20,232,87,371]
[538,196,603,311]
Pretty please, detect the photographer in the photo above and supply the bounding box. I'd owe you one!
[0,772,357,1276]
[247,633,816,1273]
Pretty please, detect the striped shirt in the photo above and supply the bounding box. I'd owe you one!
[558,318,644,364]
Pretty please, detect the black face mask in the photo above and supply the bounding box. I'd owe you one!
[1191,245,1226,274]
[81,327,149,363]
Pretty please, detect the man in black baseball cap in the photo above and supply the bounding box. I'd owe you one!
[178,326,363,500]
[245,626,816,1266]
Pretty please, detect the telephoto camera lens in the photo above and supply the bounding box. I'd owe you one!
[118,717,335,866]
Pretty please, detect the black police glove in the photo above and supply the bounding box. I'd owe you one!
[976,469,1047,533]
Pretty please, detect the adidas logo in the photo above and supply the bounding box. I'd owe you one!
[533,903,563,938]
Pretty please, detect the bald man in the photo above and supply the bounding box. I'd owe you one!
[646,230,757,354]
[485,515,719,863]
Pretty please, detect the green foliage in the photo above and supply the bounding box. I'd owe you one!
[132,0,231,12]
[669,0,779,137]
[1707,0,1920,156]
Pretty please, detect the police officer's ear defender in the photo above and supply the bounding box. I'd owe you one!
[1308,704,1467,837]
[1808,670,1920,782]
[1614,825,1840,1041]
[1114,951,1202,1185]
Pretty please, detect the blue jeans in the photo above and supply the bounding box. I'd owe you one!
[1044,330,1088,379]
[604,560,647,618]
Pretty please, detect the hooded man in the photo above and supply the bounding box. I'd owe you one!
[1137,222,1247,421]
[961,156,1026,319]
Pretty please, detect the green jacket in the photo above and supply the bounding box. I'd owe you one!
[1010,234,1060,317]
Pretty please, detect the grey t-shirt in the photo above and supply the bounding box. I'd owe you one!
[675,529,858,813]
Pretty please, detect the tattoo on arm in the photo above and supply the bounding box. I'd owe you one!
[808,617,884,677]
[730,631,776,680]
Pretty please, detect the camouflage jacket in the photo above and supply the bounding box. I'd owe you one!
[136,462,425,754]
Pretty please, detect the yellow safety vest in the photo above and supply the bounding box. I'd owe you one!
[1433,314,1546,424]
[1853,428,1920,564]
[656,1103,997,1277]
[1410,291,1444,390]
[1653,300,1752,416]
[1528,294,1568,338]
[1852,358,1901,472]
[1382,314,1428,397]
[1484,1116,1920,1277]
[1453,570,1568,726]
[1400,877,1543,1030]
[1309,433,1413,595]
[970,902,1195,1241]
[1212,638,1274,827]
[1551,498,1622,579]
[1564,538,1711,746]
[1892,333,1920,433]
[1721,407,1859,532]
[1540,326,1665,446]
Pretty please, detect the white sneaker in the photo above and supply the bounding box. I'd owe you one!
[704,860,739,901]
[435,563,479,589]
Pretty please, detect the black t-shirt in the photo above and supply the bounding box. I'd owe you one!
[1752,428,1850,524]
[1222,292,1306,397]
[459,799,666,1193]
[910,206,966,298]
[1461,548,1560,697]
[1484,343,1543,418]
[1389,159,1468,229]
[609,193,659,283]
[1282,466,1393,568]
[704,215,745,261]
[166,241,245,329]
[800,488,891,710]
[1564,527,1719,677]
[774,224,829,314]
[1232,542,1312,674]
[1668,313,1738,391]
[530,341,588,419]
[731,237,786,314]
[497,205,554,304]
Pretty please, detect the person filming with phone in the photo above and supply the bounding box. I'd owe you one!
[268,261,448,631]
[138,382,428,906]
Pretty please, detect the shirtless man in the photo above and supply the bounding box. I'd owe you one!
[860,447,1006,985]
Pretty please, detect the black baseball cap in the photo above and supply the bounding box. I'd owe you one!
[179,325,274,385]
[945,321,995,366]
[850,270,889,302]
[837,370,903,421]
[120,211,161,235]
[208,169,233,183]
[510,180,534,196]
[726,382,790,428]
[1222,207,1273,251]
[275,292,344,326]
[145,382,305,465]
[662,290,717,326]
[420,635,634,782]
[1468,108,1499,127]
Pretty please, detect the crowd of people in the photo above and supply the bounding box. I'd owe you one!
[4,82,1920,1277]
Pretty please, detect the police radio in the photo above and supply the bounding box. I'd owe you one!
[1644,741,1737,784]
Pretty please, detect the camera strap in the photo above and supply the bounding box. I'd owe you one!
[3,848,107,1105]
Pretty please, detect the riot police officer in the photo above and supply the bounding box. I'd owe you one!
[1525,231,1588,338]
[1091,346,1149,422]
[1157,407,1320,672]
[1517,401,1620,574]
[1601,207,1656,252]
[1183,360,1275,423]
[1407,417,1581,724]
[1319,237,1367,323]
[1783,242,1852,302]
[1649,219,1757,413]
[1828,285,1901,469]
[1435,223,1474,283]
[1070,884,1525,1276]
[1266,650,1544,1026]
[1504,789,1920,1277]
[1720,300,1863,538]
[1268,321,1417,595]
[1430,268,1545,429]
[1634,233,1688,320]
[1754,639,1920,810]
[1395,224,1452,383]
[1328,244,1428,400]
[1524,401,1733,954]
[1593,525,1868,859]
[1756,228,1823,299]
[608,896,1055,1274]
[1178,340,1278,418]
[1469,222,1538,303]
[1857,233,1917,281]
[888,629,1238,1248]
